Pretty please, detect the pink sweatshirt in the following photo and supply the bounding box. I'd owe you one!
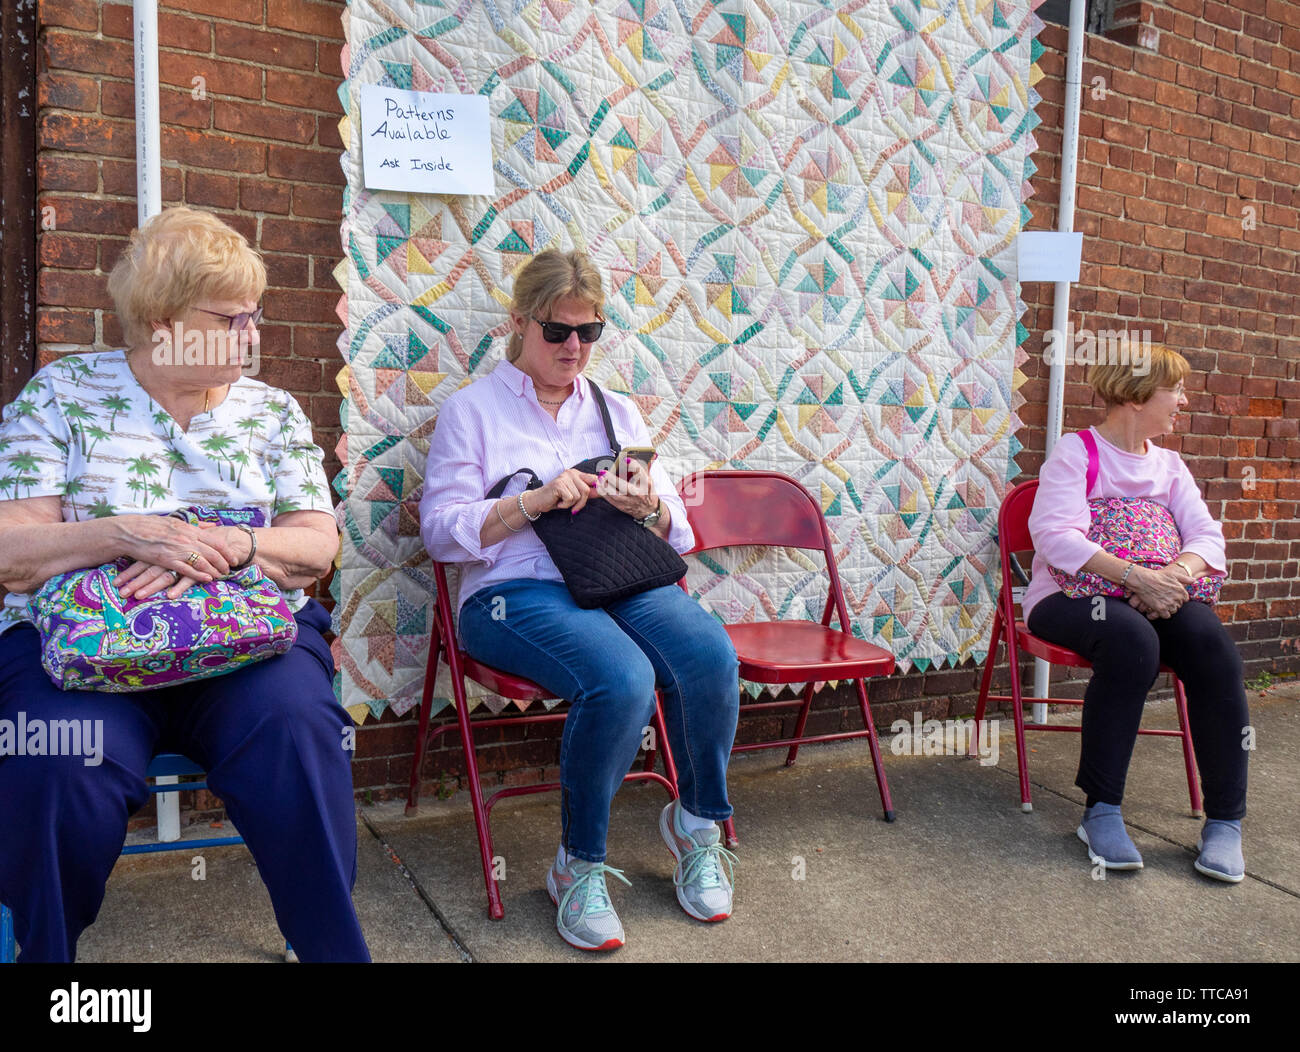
[1021,427,1227,620]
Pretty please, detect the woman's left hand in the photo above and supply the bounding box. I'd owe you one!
[596,458,658,520]
[114,561,205,600]
[1127,563,1194,619]
[116,524,252,600]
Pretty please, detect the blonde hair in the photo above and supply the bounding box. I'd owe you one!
[1088,343,1190,407]
[107,206,267,348]
[506,249,604,362]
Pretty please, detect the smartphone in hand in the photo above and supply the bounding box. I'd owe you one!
[616,446,656,471]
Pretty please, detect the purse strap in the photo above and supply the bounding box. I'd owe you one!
[486,468,541,500]
[585,382,620,456]
[1080,428,1100,496]
[485,380,621,499]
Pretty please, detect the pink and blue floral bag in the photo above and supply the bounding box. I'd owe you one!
[1048,430,1224,605]
[28,507,298,692]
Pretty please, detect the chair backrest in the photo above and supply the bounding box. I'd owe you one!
[431,561,457,641]
[996,480,1039,619]
[997,479,1038,556]
[677,470,850,628]
[679,470,831,554]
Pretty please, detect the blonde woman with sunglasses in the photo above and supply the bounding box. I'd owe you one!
[420,249,739,952]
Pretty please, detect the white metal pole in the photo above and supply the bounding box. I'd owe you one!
[1034,0,1087,723]
[133,0,173,842]
[133,0,161,224]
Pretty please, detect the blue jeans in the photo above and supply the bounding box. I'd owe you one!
[459,581,740,862]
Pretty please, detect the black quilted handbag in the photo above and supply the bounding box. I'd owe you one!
[485,384,687,608]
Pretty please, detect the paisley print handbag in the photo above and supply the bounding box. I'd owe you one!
[28,506,298,692]
[1048,431,1224,605]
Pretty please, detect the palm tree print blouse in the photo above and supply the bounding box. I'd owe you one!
[0,351,335,634]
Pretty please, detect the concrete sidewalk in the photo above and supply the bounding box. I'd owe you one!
[76,682,1300,963]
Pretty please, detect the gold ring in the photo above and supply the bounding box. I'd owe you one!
[185,552,200,567]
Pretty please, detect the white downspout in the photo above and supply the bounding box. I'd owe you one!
[1034,0,1087,724]
[134,0,176,843]
[133,0,161,224]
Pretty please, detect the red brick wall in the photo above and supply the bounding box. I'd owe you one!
[29,2,1300,809]
[1022,0,1300,670]
[35,0,346,483]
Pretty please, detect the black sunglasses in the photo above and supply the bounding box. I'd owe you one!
[197,306,264,331]
[532,316,605,344]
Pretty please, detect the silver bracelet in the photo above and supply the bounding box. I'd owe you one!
[230,523,258,571]
[517,491,540,523]
[1119,561,1136,587]
[495,501,523,533]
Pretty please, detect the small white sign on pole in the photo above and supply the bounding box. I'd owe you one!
[1016,231,1084,282]
[360,85,493,196]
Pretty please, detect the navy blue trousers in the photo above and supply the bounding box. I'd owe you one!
[0,599,370,962]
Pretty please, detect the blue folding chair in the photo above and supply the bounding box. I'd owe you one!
[0,904,12,964]
[120,753,245,855]
[1,753,292,962]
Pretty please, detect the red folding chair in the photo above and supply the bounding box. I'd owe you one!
[678,470,897,846]
[973,480,1202,815]
[405,563,680,920]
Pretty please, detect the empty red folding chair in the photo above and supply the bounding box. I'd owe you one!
[973,479,1202,814]
[405,562,680,920]
[678,470,897,844]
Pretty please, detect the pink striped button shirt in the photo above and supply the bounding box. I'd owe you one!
[419,359,695,611]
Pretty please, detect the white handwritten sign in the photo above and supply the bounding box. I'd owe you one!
[360,85,493,196]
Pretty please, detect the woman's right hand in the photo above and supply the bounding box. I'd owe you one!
[1125,564,1189,619]
[531,469,601,516]
[109,514,236,585]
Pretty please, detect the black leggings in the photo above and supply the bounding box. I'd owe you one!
[1026,592,1248,819]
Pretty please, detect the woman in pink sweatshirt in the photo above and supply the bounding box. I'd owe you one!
[1023,345,1247,882]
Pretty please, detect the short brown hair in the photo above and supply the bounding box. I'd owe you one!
[108,206,267,348]
[1088,343,1189,407]
[506,249,604,362]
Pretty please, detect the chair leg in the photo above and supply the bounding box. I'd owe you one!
[406,630,444,816]
[854,678,895,822]
[972,609,1003,754]
[722,817,738,849]
[448,676,505,920]
[783,681,818,766]
[0,904,14,964]
[1172,675,1203,818]
[1005,627,1033,812]
[649,693,679,796]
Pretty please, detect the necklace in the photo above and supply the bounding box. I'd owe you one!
[536,395,567,406]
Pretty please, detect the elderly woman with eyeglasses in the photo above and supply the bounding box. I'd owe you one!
[420,248,739,952]
[1021,345,1248,881]
[0,206,369,961]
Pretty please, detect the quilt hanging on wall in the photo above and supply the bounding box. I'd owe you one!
[333,0,1044,721]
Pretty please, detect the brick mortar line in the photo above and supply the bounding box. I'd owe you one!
[39,94,344,119]
[42,25,343,45]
